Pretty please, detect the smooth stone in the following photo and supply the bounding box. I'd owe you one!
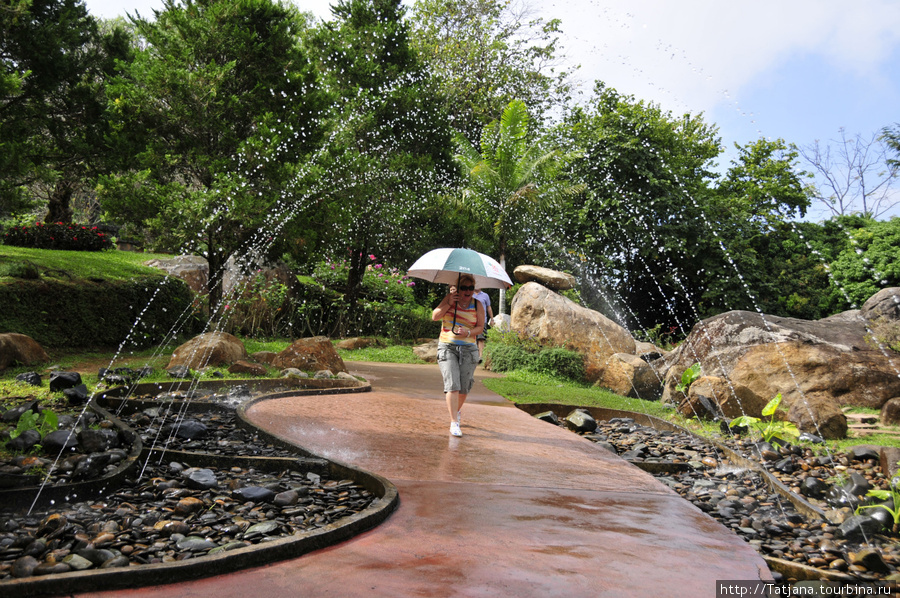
[176,536,218,552]
[233,486,276,503]
[12,555,39,578]
[183,468,218,490]
[62,554,95,571]
[245,521,279,535]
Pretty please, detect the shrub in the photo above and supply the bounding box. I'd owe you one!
[312,254,416,304]
[484,327,585,382]
[532,348,585,381]
[0,276,199,348]
[485,343,536,372]
[3,222,113,251]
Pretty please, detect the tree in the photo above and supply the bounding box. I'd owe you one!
[0,0,131,221]
[829,215,900,308]
[408,0,573,137]
[306,0,453,330]
[559,84,721,332]
[454,99,580,315]
[799,128,900,220]
[99,0,326,314]
[700,138,819,317]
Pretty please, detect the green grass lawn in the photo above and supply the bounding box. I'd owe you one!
[0,246,174,281]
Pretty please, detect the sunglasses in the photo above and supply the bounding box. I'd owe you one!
[458,285,475,291]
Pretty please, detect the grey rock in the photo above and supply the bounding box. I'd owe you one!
[233,486,276,503]
[183,468,218,490]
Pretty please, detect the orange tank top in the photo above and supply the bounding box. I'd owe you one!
[439,299,478,345]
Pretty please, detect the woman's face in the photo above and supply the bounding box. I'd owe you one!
[457,280,475,302]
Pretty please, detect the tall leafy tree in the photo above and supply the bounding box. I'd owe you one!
[0,0,130,220]
[99,0,326,313]
[559,84,720,331]
[408,0,573,137]
[701,138,818,317]
[306,0,452,328]
[455,99,580,314]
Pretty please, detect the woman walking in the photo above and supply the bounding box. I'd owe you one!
[432,274,485,437]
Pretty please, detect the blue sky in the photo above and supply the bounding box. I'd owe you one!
[85,0,900,218]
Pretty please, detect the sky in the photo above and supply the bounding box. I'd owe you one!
[84,0,900,218]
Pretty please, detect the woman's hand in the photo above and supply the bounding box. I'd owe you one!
[447,286,459,305]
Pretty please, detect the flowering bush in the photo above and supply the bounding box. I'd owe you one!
[2,222,113,251]
[312,254,416,304]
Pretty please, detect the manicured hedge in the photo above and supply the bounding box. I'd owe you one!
[0,276,199,348]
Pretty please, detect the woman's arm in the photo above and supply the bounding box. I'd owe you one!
[432,287,458,322]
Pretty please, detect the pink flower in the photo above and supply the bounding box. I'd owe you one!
[368,254,376,260]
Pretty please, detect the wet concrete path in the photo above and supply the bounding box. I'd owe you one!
[80,362,770,597]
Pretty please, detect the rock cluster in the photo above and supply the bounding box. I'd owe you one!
[544,411,900,583]
[0,393,375,582]
[509,278,900,439]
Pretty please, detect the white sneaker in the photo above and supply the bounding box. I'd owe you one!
[450,422,462,437]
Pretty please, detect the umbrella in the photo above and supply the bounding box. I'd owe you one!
[407,248,512,289]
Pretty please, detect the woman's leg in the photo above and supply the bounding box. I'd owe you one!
[446,390,460,423]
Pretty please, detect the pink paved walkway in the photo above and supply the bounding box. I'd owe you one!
[79,362,770,597]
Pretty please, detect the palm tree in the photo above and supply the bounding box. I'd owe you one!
[454,99,581,315]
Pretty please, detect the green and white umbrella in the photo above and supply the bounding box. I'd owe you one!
[407,248,512,289]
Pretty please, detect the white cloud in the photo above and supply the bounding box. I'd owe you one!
[550,0,900,115]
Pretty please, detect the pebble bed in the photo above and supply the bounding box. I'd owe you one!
[570,416,900,585]
[0,393,377,582]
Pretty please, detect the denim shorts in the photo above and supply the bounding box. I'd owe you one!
[437,343,479,394]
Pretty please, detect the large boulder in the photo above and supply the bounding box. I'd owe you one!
[662,310,900,438]
[513,265,577,291]
[0,333,50,370]
[166,332,248,370]
[861,287,900,322]
[510,282,635,383]
[676,376,768,420]
[597,353,662,400]
[413,339,438,363]
[272,336,347,374]
[144,256,209,294]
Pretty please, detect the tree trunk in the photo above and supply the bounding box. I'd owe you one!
[498,235,508,316]
[344,248,367,337]
[498,253,507,316]
[45,180,75,223]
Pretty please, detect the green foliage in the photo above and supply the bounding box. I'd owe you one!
[408,0,573,132]
[829,216,900,308]
[100,0,326,311]
[633,323,680,351]
[559,85,721,330]
[856,474,900,533]
[9,408,58,442]
[0,275,199,348]
[729,393,800,444]
[454,99,582,314]
[219,274,295,339]
[675,362,701,394]
[305,0,453,331]
[312,255,417,304]
[484,327,584,382]
[3,222,113,251]
[0,0,131,219]
[0,260,40,279]
[485,343,536,372]
[532,347,584,381]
